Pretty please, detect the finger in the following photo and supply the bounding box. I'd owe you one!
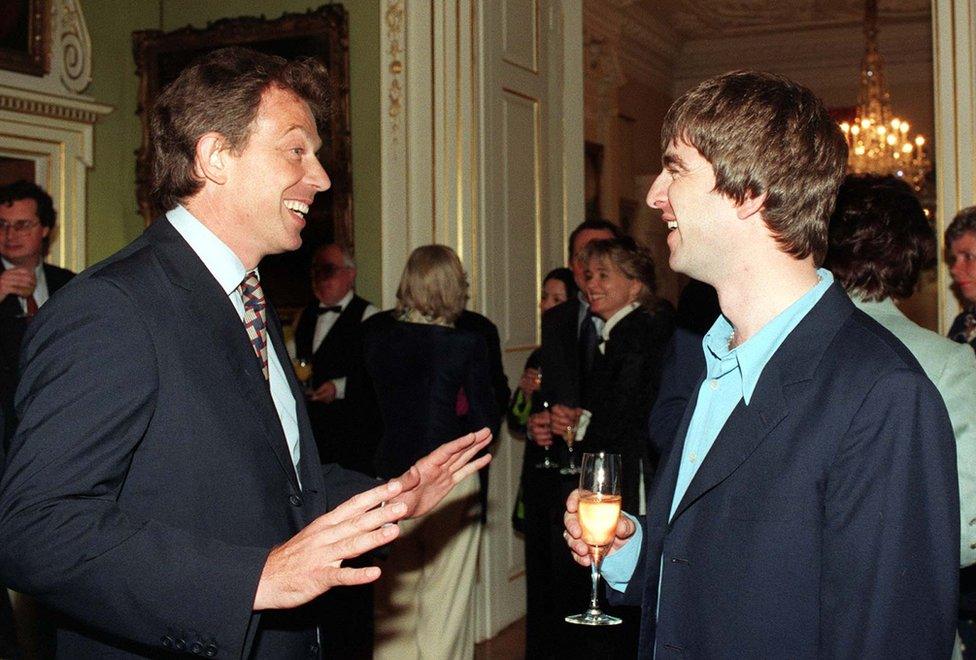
[616,515,636,540]
[565,489,581,512]
[449,453,491,484]
[321,565,383,588]
[424,431,482,467]
[446,433,492,473]
[313,479,404,528]
[397,465,421,492]
[320,521,401,565]
[319,502,406,550]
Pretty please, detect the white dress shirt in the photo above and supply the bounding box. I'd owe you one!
[166,205,302,484]
[311,289,378,399]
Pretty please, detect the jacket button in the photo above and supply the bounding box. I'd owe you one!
[289,494,303,507]
[205,644,218,657]
[161,635,174,648]
[308,642,320,655]
[191,641,203,654]
[175,639,186,651]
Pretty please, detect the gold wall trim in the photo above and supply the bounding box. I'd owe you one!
[0,94,101,124]
[386,0,404,137]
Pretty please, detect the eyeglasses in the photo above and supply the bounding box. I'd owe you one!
[0,220,41,234]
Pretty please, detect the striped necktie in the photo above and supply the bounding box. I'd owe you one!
[239,271,269,380]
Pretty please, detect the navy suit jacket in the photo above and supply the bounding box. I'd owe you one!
[0,219,374,658]
[617,283,959,658]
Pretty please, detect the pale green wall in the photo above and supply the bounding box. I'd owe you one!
[83,0,383,301]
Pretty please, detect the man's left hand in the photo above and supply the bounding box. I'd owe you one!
[390,428,492,518]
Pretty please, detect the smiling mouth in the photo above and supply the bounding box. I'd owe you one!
[284,200,310,218]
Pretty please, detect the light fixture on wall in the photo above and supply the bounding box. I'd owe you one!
[838,0,931,192]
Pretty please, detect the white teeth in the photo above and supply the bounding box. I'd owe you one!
[667,220,678,230]
[284,200,309,216]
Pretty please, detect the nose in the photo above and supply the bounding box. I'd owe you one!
[307,157,331,192]
[646,171,670,211]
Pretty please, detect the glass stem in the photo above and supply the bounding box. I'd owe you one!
[589,548,602,612]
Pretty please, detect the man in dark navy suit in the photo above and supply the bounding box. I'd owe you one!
[0,48,490,659]
[564,71,959,658]
[0,181,74,451]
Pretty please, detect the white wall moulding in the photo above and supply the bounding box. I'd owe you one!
[0,0,111,272]
[933,0,976,332]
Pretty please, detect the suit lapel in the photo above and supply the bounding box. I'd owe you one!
[666,283,854,525]
[669,372,788,523]
[146,219,301,491]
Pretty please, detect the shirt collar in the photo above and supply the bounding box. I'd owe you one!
[2,257,44,278]
[601,302,639,341]
[701,268,834,405]
[166,205,250,296]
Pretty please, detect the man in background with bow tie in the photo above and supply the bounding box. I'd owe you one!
[293,242,378,474]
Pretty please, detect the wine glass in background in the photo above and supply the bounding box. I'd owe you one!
[559,411,581,475]
[292,358,312,393]
[535,390,560,470]
[566,451,622,626]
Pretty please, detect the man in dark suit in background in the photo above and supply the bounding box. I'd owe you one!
[564,70,959,658]
[294,242,378,474]
[0,47,490,659]
[523,218,622,657]
[0,181,74,450]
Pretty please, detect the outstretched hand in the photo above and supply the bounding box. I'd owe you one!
[390,428,493,518]
[254,479,408,611]
[563,488,636,567]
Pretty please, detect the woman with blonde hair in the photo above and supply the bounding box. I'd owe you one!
[365,244,493,659]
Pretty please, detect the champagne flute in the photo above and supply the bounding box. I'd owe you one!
[559,412,580,475]
[566,452,622,626]
[535,398,559,470]
[292,358,313,393]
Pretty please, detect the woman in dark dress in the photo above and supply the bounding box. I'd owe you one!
[577,237,674,515]
[365,244,493,660]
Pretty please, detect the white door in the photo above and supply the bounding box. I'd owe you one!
[475,0,584,641]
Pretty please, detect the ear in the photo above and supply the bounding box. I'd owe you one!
[193,132,231,185]
[735,190,766,220]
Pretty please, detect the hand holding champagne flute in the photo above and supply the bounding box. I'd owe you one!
[565,452,622,626]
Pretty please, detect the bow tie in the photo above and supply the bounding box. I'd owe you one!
[317,305,342,315]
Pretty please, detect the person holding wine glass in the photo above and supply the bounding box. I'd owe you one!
[574,237,673,514]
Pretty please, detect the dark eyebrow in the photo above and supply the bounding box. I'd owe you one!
[662,153,686,171]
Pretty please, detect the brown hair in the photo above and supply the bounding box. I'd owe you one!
[661,70,848,265]
[946,206,976,250]
[825,174,934,301]
[150,47,333,211]
[580,237,658,308]
[395,245,469,324]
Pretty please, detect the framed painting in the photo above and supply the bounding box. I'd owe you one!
[0,0,49,76]
[133,6,351,314]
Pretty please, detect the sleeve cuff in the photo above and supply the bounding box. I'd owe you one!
[332,377,347,400]
[600,512,642,592]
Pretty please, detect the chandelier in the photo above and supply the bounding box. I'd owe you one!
[838,0,931,192]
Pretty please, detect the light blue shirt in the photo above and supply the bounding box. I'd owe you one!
[166,205,303,486]
[602,269,834,593]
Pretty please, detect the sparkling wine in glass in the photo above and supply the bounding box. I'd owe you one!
[292,358,312,392]
[559,415,581,475]
[566,452,622,626]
